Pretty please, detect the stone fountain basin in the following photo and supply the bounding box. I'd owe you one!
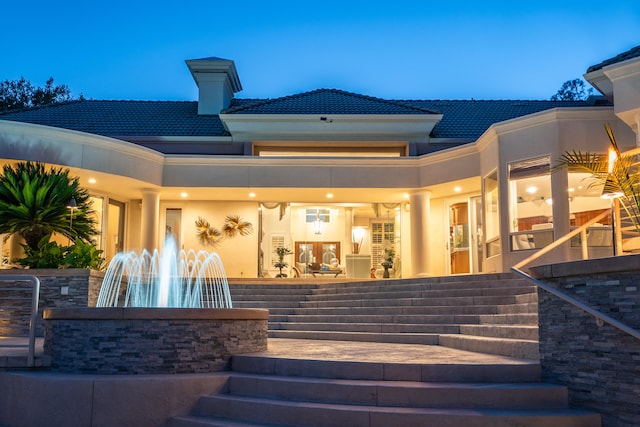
[43,307,268,374]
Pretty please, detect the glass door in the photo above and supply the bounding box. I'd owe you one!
[449,202,470,274]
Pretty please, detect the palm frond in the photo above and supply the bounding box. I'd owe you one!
[0,161,98,250]
[556,124,640,234]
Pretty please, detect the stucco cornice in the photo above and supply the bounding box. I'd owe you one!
[483,107,615,137]
[0,120,164,185]
[219,113,442,142]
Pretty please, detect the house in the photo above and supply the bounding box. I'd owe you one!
[1,46,639,278]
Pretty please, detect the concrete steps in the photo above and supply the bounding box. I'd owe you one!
[229,274,540,359]
[171,348,600,427]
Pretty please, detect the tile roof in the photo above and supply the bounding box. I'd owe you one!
[587,45,640,73]
[402,99,589,138]
[222,89,439,115]
[0,100,229,137]
[0,94,593,143]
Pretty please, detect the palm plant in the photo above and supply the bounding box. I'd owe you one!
[0,161,98,252]
[555,124,640,233]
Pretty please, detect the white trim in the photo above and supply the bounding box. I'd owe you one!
[220,113,442,142]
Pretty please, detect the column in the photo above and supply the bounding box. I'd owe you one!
[140,188,160,252]
[345,207,354,254]
[410,190,431,277]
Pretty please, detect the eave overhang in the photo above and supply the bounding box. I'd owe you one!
[218,113,443,142]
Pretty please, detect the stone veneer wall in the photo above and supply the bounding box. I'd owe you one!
[0,269,103,336]
[43,307,268,374]
[530,255,640,427]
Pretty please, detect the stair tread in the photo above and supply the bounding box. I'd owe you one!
[228,372,563,391]
[201,393,599,416]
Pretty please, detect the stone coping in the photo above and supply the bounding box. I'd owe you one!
[43,307,268,320]
[0,268,104,278]
[530,253,640,279]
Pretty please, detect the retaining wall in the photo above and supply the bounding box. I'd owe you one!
[0,269,102,336]
[531,255,640,427]
[43,307,268,374]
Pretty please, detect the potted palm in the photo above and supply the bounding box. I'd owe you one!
[274,247,292,278]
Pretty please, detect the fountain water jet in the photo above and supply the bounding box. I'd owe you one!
[97,236,232,308]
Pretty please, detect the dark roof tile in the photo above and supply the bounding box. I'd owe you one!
[402,99,589,138]
[587,45,640,73]
[0,95,594,143]
[0,100,229,137]
[222,88,438,115]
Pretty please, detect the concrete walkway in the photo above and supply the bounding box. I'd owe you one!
[0,336,535,370]
[250,338,536,365]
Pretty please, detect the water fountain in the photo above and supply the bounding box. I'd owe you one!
[43,238,268,374]
[96,236,232,308]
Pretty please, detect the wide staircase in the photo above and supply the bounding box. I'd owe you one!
[171,273,601,426]
[232,273,539,359]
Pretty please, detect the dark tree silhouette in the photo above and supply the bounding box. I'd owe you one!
[0,77,83,111]
[551,79,593,101]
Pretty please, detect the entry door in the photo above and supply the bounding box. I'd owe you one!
[449,202,470,274]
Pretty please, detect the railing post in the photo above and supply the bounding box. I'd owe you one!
[580,229,588,259]
[0,275,40,367]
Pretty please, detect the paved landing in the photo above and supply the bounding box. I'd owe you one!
[0,336,536,370]
[247,338,536,365]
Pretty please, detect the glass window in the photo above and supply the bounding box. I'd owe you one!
[508,156,552,231]
[483,170,500,257]
[508,157,553,251]
[568,171,612,248]
[305,208,330,223]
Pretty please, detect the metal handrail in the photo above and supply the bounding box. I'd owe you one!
[511,209,640,341]
[0,275,41,366]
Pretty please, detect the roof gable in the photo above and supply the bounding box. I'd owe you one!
[223,88,438,115]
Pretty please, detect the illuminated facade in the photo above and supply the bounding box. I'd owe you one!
[1,47,639,278]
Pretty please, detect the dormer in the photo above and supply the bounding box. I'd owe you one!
[186,57,242,115]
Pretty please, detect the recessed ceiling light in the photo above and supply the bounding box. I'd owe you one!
[526,186,537,194]
[454,186,461,192]
[403,193,410,199]
[88,178,96,184]
[568,188,575,192]
[180,192,188,198]
[326,193,333,199]
[249,192,256,198]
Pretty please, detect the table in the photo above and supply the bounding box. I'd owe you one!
[310,269,342,278]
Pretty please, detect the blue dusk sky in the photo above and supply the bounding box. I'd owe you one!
[2,1,639,102]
